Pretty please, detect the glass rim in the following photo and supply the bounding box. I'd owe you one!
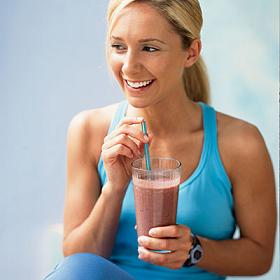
[131,157,182,172]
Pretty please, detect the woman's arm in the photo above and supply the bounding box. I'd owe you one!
[137,123,276,276]
[62,109,148,258]
[62,110,126,258]
[197,124,276,275]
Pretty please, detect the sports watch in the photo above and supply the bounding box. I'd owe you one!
[183,234,204,267]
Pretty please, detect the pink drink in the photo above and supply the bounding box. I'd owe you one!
[132,158,181,237]
[134,177,180,236]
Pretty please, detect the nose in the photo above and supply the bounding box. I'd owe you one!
[121,50,142,76]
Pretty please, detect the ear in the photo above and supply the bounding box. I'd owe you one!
[184,39,202,68]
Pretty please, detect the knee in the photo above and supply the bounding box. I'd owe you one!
[43,253,109,280]
[64,252,108,267]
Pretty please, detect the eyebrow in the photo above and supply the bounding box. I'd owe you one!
[111,36,166,45]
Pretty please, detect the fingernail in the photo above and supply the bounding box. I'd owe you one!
[144,135,149,142]
[138,246,144,254]
[138,236,145,245]
[137,117,144,122]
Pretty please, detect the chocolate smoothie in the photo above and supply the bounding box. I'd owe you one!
[133,177,180,237]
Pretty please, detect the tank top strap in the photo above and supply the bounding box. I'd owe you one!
[198,102,232,188]
[107,100,129,134]
[198,102,217,149]
[97,101,128,186]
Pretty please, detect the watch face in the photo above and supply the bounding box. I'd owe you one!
[191,244,203,264]
[194,249,202,260]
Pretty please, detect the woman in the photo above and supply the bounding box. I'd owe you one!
[44,0,276,279]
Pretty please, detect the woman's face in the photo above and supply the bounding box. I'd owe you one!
[108,2,190,107]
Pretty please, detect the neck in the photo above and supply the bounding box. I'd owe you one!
[126,92,202,138]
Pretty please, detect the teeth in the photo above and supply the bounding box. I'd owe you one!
[126,79,153,88]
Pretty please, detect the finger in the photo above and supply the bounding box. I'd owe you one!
[138,246,183,268]
[116,116,144,129]
[102,143,134,160]
[102,134,141,157]
[118,126,150,145]
[104,128,147,148]
[138,236,180,252]
[149,225,191,238]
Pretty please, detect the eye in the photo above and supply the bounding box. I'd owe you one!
[111,44,126,51]
[143,46,158,52]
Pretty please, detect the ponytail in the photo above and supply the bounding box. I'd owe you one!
[183,56,210,104]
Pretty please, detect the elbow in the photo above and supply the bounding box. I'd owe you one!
[254,265,271,276]
[256,259,273,276]
[62,237,91,257]
[63,239,77,257]
[62,237,110,259]
[62,229,95,257]
[254,251,274,276]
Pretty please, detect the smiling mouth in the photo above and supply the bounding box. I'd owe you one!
[125,79,155,89]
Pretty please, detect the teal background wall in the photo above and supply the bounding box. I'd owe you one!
[0,1,278,279]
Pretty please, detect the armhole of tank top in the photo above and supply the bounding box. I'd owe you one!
[97,101,127,184]
[212,109,232,190]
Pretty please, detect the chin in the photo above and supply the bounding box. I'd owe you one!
[125,96,152,109]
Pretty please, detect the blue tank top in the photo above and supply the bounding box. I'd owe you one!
[97,101,236,280]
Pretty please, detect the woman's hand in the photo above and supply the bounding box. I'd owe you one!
[101,116,150,193]
[137,225,193,269]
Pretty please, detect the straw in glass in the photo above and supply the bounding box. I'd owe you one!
[141,120,151,170]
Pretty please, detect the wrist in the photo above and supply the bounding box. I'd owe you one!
[102,182,127,201]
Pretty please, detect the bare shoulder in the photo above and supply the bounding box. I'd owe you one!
[217,111,265,147]
[216,111,270,181]
[67,102,120,165]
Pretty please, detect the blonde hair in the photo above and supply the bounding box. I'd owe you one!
[107,0,210,104]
